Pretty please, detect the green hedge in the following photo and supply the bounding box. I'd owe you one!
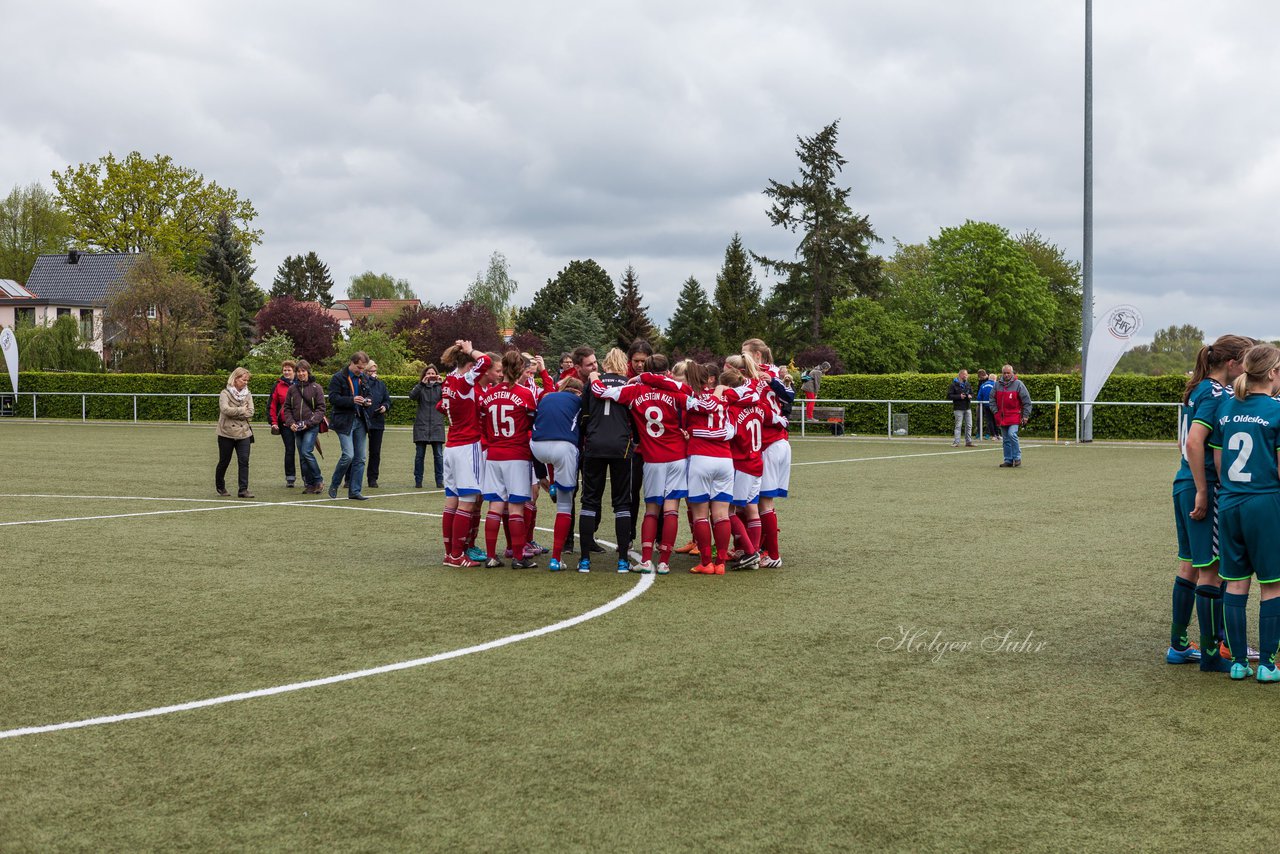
[812,373,1185,440]
[6,371,1188,440]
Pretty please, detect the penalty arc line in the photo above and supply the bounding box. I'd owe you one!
[0,569,655,740]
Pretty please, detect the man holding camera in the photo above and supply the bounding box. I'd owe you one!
[328,351,372,500]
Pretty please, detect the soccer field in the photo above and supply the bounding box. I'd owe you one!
[0,422,1268,851]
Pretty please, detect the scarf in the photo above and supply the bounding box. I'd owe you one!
[227,383,250,403]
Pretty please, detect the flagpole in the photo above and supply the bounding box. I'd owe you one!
[1081,0,1094,442]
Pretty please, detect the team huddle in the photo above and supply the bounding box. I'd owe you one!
[434,337,795,575]
[1169,335,1280,680]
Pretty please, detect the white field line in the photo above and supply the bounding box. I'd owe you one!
[0,571,655,740]
[793,445,1014,466]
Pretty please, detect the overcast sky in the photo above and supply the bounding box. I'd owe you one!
[2,0,1277,344]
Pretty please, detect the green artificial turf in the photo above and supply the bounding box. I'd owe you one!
[0,423,1268,851]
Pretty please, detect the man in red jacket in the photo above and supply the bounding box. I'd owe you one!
[992,364,1032,467]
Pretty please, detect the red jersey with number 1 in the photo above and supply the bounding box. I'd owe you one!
[478,381,538,461]
[591,377,687,463]
[685,393,733,458]
[440,353,492,447]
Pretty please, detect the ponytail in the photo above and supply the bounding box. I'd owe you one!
[1185,334,1252,404]
[1232,343,1280,398]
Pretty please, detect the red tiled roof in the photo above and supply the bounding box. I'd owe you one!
[333,299,420,319]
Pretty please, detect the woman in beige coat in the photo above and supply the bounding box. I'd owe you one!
[217,367,256,497]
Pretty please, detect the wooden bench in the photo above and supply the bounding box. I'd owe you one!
[790,405,845,435]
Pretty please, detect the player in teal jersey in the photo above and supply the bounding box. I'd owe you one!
[1208,343,1280,681]
[1168,335,1252,671]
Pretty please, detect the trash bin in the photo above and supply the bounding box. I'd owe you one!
[0,394,13,417]
[892,412,908,436]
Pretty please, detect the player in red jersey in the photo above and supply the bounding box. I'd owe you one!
[721,359,765,569]
[518,353,558,558]
[437,341,492,567]
[478,351,540,568]
[681,360,736,575]
[590,353,690,574]
[742,339,794,568]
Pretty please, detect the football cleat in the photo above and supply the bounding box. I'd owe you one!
[548,558,563,572]
[445,555,482,568]
[632,560,653,574]
[1258,664,1280,683]
[526,540,549,556]
[1220,642,1263,662]
[465,546,487,562]
[512,558,538,569]
[615,558,629,573]
[1230,662,1256,681]
[579,557,592,573]
[483,557,505,569]
[1165,645,1202,664]
[713,563,726,576]
[691,563,715,575]
[655,562,670,575]
[674,540,698,555]
[760,556,783,568]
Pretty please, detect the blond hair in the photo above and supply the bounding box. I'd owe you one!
[602,347,629,375]
[1233,343,1280,398]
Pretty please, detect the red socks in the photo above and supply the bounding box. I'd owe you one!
[485,512,503,559]
[692,517,712,564]
[760,509,779,560]
[553,512,572,560]
[658,510,680,565]
[641,512,658,562]
[712,517,731,563]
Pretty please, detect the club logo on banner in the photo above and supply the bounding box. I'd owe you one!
[1082,305,1143,423]
[0,326,16,395]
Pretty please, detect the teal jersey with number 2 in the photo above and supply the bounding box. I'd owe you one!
[1210,392,1280,508]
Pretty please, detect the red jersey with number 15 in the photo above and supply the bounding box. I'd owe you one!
[440,353,492,447]
[478,381,538,461]
[592,377,687,463]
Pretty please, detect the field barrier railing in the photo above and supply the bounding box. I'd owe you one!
[4,391,1182,442]
[794,397,1180,442]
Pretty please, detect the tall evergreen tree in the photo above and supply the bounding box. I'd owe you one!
[665,276,722,357]
[712,233,765,349]
[613,265,657,349]
[271,251,335,306]
[517,259,616,338]
[548,302,608,358]
[198,210,263,353]
[752,120,882,346]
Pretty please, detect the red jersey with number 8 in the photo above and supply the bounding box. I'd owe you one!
[478,382,538,461]
[592,378,687,463]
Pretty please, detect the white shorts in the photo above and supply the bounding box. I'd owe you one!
[731,470,761,506]
[686,454,734,504]
[443,442,483,498]
[483,458,534,504]
[760,439,791,498]
[642,459,688,504]
[530,440,579,490]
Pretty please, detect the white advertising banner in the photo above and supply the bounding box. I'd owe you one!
[1082,304,1142,422]
[0,326,16,395]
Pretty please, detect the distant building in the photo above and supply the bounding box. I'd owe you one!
[2,251,143,360]
[321,297,421,338]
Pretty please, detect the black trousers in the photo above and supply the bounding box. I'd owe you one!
[367,428,384,482]
[278,425,297,482]
[579,455,633,555]
[216,435,251,493]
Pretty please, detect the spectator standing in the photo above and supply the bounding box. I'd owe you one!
[268,360,299,487]
[283,359,327,494]
[801,360,830,420]
[410,364,446,488]
[363,361,391,488]
[976,369,999,441]
[328,351,371,500]
[216,367,255,498]
[993,364,1032,467]
[947,369,975,447]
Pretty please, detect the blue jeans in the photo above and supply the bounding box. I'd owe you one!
[296,427,321,486]
[1002,423,1021,463]
[415,441,443,487]
[332,421,367,496]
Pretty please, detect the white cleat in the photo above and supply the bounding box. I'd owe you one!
[760,556,783,568]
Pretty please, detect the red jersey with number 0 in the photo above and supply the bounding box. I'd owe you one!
[478,381,538,461]
[726,385,765,475]
[440,354,492,447]
[592,378,687,463]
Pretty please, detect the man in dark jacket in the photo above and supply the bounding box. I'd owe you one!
[327,351,371,500]
[947,369,975,447]
[363,360,391,488]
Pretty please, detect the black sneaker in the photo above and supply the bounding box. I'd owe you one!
[512,558,538,569]
[348,494,369,501]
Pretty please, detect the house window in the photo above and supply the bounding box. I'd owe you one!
[80,309,94,339]
[16,307,35,326]
[146,304,157,319]
[57,307,71,319]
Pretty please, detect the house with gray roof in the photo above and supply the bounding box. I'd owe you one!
[0,251,143,360]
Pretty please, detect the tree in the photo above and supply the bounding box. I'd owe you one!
[325,327,411,375]
[0,182,70,283]
[712,233,765,349]
[613,265,657,349]
[399,301,502,364]
[665,276,722,357]
[346,271,416,301]
[882,222,1057,372]
[12,314,102,372]
[271,251,335,306]
[752,121,882,346]
[105,256,213,373]
[1115,324,1204,376]
[517,259,616,338]
[547,302,608,360]
[510,330,545,355]
[240,331,297,376]
[824,297,919,374]
[52,151,260,271]
[254,296,341,364]
[197,211,264,370]
[1017,231,1082,371]
[463,251,518,331]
